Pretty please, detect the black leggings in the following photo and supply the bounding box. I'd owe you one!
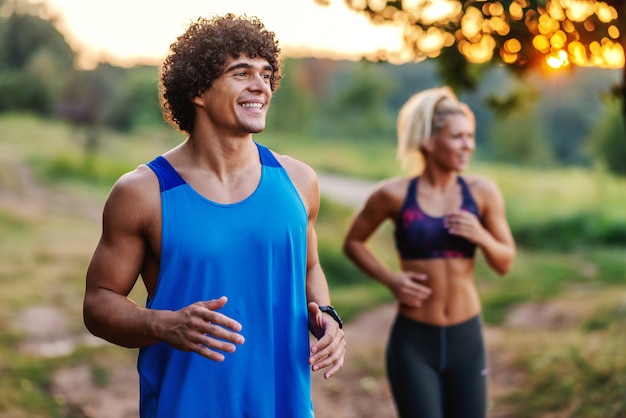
[386,315,488,418]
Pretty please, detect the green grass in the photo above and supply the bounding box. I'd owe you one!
[1,114,626,416]
[476,246,626,324]
[497,316,626,417]
[255,130,402,181]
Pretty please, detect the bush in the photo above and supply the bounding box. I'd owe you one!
[590,98,626,176]
[512,212,626,250]
[29,154,132,187]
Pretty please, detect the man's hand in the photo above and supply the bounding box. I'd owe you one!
[159,296,245,361]
[308,302,346,379]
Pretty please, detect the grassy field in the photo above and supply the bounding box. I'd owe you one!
[1,114,626,416]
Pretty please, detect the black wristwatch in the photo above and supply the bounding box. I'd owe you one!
[318,305,343,329]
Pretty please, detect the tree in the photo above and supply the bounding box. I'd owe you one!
[590,95,626,174]
[315,1,625,131]
[321,61,397,140]
[0,0,75,113]
[102,65,163,132]
[265,59,319,133]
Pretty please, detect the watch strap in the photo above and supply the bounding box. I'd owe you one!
[318,305,343,329]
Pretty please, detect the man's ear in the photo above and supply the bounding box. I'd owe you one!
[191,93,205,107]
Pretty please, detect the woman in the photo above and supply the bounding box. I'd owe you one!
[343,86,515,418]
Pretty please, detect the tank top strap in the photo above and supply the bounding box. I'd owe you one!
[457,175,468,193]
[146,156,186,192]
[148,144,280,193]
[255,142,282,168]
[458,176,479,214]
[404,176,419,208]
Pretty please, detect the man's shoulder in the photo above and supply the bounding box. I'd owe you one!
[116,163,158,188]
[107,163,160,205]
[270,151,316,181]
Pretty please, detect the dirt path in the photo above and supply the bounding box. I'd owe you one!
[310,303,396,417]
[36,300,519,418]
[310,303,524,418]
[317,172,377,207]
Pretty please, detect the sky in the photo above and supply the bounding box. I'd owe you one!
[44,0,408,68]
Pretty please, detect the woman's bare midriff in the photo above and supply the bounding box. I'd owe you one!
[398,257,481,326]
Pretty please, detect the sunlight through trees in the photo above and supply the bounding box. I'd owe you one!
[317,0,623,71]
[316,0,626,150]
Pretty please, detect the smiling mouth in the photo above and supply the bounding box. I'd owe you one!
[241,103,263,109]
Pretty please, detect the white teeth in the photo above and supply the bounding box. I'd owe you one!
[241,103,263,108]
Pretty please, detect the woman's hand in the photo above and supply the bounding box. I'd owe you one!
[445,209,487,245]
[389,271,432,307]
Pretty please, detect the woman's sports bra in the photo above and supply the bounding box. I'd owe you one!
[394,176,479,260]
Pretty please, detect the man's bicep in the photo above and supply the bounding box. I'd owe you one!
[86,237,146,297]
[86,185,149,297]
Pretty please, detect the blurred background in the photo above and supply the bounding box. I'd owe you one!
[1,0,625,416]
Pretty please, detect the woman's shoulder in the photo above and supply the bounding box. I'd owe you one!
[373,176,413,199]
[461,173,504,209]
[357,176,412,218]
[462,173,500,193]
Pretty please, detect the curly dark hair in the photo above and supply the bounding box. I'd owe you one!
[159,14,282,134]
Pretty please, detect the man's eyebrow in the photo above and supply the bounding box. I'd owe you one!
[225,62,273,73]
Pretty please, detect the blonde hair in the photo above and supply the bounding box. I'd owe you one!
[397,86,474,173]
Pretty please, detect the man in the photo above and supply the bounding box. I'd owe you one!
[83,14,346,417]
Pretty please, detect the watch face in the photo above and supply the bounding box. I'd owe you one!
[319,305,343,328]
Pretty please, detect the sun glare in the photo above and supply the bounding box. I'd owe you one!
[391,0,625,72]
[422,0,460,24]
[402,0,459,24]
[547,49,569,69]
[560,0,595,22]
[537,0,623,70]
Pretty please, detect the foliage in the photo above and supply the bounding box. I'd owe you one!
[0,71,50,113]
[487,87,554,166]
[101,65,164,132]
[268,59,399,141]
[590,95,626,175]
[316,0,626,173]
[29,153,135,188]
[0,4,166,156]
[266,59,318,133]
[320,1,623,85]
[512,211,626,249]
[1,4,624,169]
[318,60,397,140]
[256,130,402,180]
[0,2,75,114]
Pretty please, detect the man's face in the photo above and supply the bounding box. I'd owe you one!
[197,55,274,136]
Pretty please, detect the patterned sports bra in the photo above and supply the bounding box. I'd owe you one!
[394,176,479,260]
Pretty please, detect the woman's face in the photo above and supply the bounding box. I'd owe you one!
[429,113,475,172]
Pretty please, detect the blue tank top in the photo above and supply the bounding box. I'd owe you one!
[394,176,479,259]
[138,143,314,418]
